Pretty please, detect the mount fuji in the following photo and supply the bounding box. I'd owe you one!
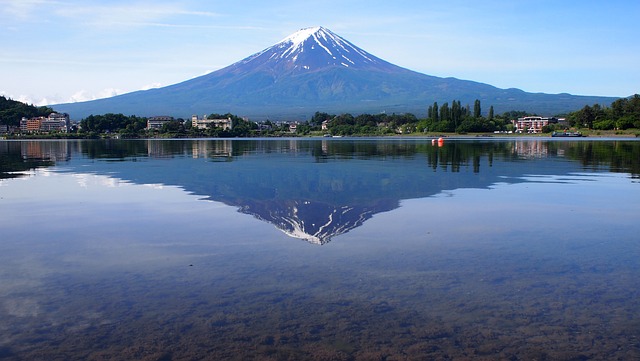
[55,26,617,120]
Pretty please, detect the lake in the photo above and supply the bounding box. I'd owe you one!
[1,138,639,360]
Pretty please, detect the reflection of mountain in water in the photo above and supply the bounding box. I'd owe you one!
[3,139,639,244]
[240,198,397,244]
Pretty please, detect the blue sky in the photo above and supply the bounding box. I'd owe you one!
[1,0,638,106]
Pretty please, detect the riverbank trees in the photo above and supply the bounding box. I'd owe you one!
[569,94,640,130]
[4,95,639,138]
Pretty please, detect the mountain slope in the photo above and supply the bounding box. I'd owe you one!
[54,26,617,120]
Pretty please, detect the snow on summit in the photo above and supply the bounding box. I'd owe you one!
[280,26,323,50]
[271,26,381,69]
[234,26,397,73]
[278,26,336,59]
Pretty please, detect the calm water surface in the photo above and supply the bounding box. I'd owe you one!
[0,138,639,360]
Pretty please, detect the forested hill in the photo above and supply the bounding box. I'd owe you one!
[0,96,54,126]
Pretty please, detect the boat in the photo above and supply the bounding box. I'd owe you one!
[552,131,583,137]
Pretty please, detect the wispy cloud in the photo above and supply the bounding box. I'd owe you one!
[0,0,62,20]
[1,87,127,106]
[0,0,224,28]
[52,2,222,28]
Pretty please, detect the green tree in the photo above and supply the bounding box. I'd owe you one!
[578,105,595,129]
[439,102,450,122]
[431,102,439,122]
[310,111,334,127]
[474,99,481,118]
[451,100,461,128]
[0,96,54,126]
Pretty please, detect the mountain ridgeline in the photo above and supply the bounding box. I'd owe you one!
[54,27,618,120]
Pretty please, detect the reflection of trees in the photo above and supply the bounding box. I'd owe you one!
[78,139,149,160]
[5,139,639,178]
[557,141,640,177]
[0,141,54,179]
[424,141,518,173]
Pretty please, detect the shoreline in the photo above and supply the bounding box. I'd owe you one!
[2,130,639,141]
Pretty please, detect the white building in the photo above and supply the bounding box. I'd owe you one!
[512,116,553,133]
[41,113,70,132]
[147,116,174,130]
[191,115,233,130]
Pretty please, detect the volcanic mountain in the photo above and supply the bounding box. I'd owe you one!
[55,26,617,120]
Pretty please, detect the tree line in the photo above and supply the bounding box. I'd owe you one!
[0,96,53,126]
[568,94,640,130]
[4,94,640,137]
[314,99,510,135]
[79,113,257,138]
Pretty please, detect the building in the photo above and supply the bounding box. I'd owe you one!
[147,116,175,130]
[257,123,272,131]
[191,115,233,130]
[20,117,45,132]
[41,113,70,132]
[20,113,70,133]
[0,124,18,134]
[512,116,557,134]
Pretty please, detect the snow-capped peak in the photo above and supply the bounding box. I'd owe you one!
[234,26,398,73]
[271,26,381,70]
[279,26,324,49]
[277,26,338,59]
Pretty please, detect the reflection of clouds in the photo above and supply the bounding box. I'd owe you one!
[101,176,122,188]
[66,311,113,333]
[0,277,43,293]
[0,169,262,325]
[72,173,127,188]
[0,258,50,320]
[5,170,37,181]
[73,173,89,188]
[37,168,53,177]
[3,298,40,317]
[0,169,253,341]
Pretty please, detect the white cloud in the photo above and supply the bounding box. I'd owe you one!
[15,94,38,105]
[0,91,46,106]
[69,88,122,103]
[2,84,164,106]
[1,89,121,106]
[140,82,161,90]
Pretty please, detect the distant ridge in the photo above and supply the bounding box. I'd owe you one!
[54,26,618,120]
